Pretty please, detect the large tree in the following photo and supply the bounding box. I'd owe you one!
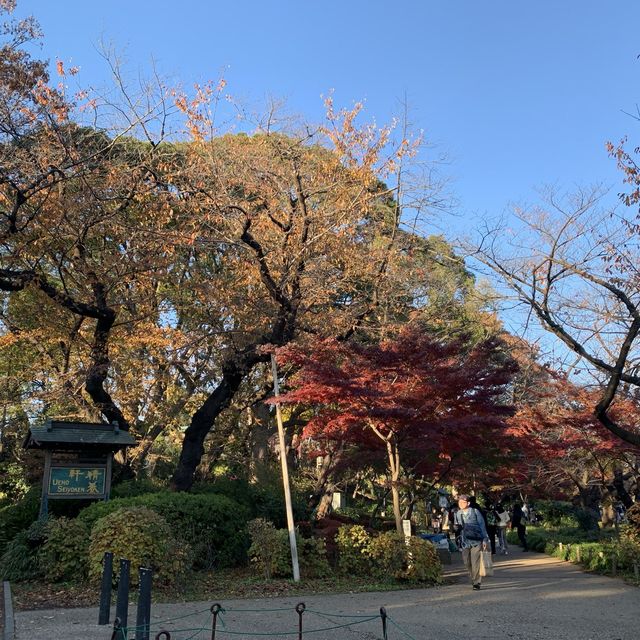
[472,185,640,448]
[272,328,516,532]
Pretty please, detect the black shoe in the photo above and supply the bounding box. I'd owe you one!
[472,583,481,590]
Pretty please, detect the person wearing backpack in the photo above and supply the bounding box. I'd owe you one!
[454,494,490,590]
[485,503,498,554]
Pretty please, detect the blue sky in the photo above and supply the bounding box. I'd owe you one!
[22,1,640,233]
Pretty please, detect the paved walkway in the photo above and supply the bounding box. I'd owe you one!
[13,548,640,639]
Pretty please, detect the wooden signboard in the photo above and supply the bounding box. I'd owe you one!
[47,465,107,498]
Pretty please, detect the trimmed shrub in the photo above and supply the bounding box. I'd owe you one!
[299,537,331,579]
[191,476,311,528]
[404,536,442,583]
[368,532,441,583]
[336,524,372,576]
[39,517,89,582]
[110,479,164,499]
[368,531,406,578]
[89,507,189,587]
[247,519,331,579]
[80,492,250,569]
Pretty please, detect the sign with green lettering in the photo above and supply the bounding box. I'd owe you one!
[48,467,106,497]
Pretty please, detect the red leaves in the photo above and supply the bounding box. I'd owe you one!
[271,328,517,476]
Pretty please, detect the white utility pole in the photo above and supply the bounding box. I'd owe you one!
[270,354,300,582]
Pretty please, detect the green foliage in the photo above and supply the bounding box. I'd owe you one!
[247,518,285,579]
[39,517,89,582]
[79,491,250,569]
[88,507,189,587]
[0,462,30,504]
[110,479,164,499]
[368,531,406,578]
[367,532,441,583]
[299,536,331,579]
[336,524,372,576]
[0,529,40,581]
[191,475,311,528]
[0,486,39,555]
[404,536,442,583]
[0,518,48,581]
[535,500,598,530]
[247,518,331,579]
[510,524,639,581]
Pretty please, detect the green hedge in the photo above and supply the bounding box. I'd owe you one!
[79,492,250,569]
[191,478,311,528]
[508,525,640,583]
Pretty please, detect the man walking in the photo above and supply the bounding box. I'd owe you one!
[454,494,490,590]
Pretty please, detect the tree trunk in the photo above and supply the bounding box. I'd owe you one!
[249,403,274,482]
[171,352,263,491]
[386,440,403,534]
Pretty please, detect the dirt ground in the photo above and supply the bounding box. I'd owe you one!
[12,547,640,639]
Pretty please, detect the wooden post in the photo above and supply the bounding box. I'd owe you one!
[39,451,51,519]
[271,354,300,582]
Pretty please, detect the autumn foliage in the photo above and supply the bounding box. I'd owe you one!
[272,329,517,531]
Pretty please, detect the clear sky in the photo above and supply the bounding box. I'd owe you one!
[20,1,640,234]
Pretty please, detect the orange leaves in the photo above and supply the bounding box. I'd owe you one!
[173,79,228,142]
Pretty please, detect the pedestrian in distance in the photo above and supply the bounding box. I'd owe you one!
[454,494,490,590]
[496,502,510,554]
[485,503,499,554]
[511,502,529,551]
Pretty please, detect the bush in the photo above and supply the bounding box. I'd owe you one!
[247,519,331,579]
[110,479,164,499]
[192,475,311,527]
[40,517,90,582]
[0,531,38,581]
[299,536,331,578]
[535,500,599,531]
[368,532,441,583]
[80,491,250,569]
[247,518,287,579]
[368,531,406,578]
[336,524,372,576]
[404,536,442,583]
[0,462,30,504]
[89,507,189,587]
[0,487,40,555]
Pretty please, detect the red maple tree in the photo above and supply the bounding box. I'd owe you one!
[272,328,517,533]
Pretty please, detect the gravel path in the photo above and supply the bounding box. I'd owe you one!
[13,547,640,639]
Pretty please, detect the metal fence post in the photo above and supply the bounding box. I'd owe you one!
[380,606,388,640]
[210,603,222,640]
[136,567,153,640]
[99,552,114,625]
[110,617,123,640]
[115,558,131,631]
[295,602,306,640]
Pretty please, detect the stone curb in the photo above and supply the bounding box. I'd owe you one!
[3,582,14,640]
